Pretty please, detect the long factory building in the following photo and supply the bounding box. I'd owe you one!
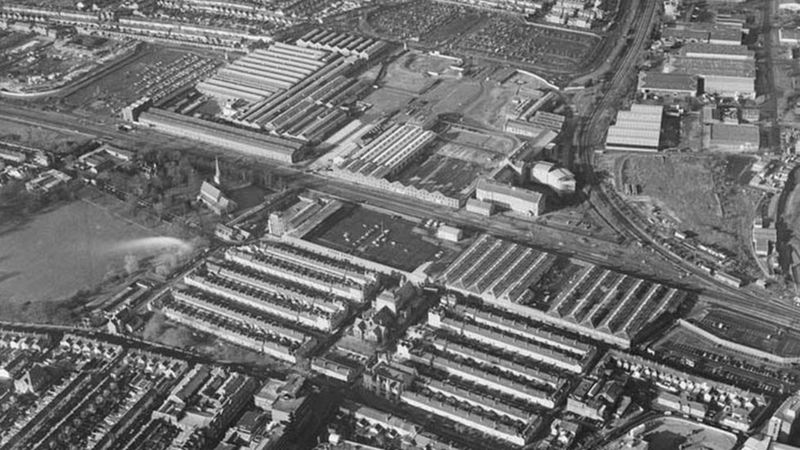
[329,124,470,208]
[338,124,437,179]
[136,108,304,163]
[195,40,369,143]
[604,104,663,152]
[440,234,685,348]
[669,56,756,98]
[231,53,362,142]
[197,43,330,103]
[680,42,754,61]
[297,29,387,60]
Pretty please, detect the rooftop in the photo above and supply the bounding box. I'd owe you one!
[670,56,756,78]
[639,71,698,92]
[710,123,760,144]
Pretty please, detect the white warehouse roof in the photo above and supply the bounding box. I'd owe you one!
[605,104,663,152]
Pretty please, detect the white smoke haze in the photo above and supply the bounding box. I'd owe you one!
[123,254,139,275]
[108,237,195,275]
[111,237,194,256]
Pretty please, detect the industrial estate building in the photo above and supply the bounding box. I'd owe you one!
[779,28,800,46]
[329,124,474,208]
[336,124,437,179]
[231,52,362,142]
[669,56,756,97]
[709,123,760,152]
[638,71,698,97]
[296,29,387,60]
[661,22,743,46]
[475,178,545,216]
[440,234,685,347]
[197,43,330,103]
[604,104,663,152]
[137,108,305,163]
[681,42,754,60]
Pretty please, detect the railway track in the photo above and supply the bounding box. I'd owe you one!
[573,0,800,327]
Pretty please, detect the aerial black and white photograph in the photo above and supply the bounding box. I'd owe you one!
[0,0,796,448]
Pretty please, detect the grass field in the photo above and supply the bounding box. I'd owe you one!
[0,200,158,319]
[306,206,442,272]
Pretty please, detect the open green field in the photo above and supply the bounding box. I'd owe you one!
[0,200,158,320]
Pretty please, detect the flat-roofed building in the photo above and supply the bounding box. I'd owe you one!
[670,56,755,97]
[662,22,742,45]
[605,104,663,152]
[780,28,800,45]
[681,42,754,60]
[475,178,544,216]
[709,123,760,152]
[465,198,494,216]
[780,0,800,11]
[638,71,698,97]
[137,108,304,163]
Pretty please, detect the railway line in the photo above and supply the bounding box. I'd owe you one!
[573,0,800,328]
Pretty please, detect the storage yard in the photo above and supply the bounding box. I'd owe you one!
[653,322,797,394]
[63,45,223,115]
[0,31,133,95]
[363,0,604,76]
